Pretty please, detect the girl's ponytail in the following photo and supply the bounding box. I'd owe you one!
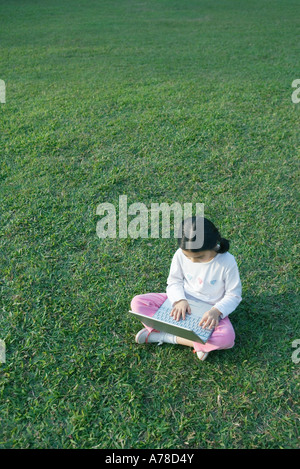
[217,237,230,254]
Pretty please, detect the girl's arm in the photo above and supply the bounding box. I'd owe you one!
[213,260,242,318]
[166,250,186,306]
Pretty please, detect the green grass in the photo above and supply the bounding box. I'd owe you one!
[0,0,299,449]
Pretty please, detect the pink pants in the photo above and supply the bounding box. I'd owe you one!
[131,292,235,353]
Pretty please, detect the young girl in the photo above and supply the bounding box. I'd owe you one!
[131,216,242,361]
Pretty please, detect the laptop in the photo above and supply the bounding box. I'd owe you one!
[129,297,214,344]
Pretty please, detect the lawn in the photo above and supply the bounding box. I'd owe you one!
[0,0,299,449]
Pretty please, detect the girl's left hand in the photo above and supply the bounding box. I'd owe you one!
[199,308,222,330]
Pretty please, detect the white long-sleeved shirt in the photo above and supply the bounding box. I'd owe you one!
[166,248,242,318]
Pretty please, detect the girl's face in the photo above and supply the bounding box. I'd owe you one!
[182,249,217,263]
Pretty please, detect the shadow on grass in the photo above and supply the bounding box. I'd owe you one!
[221,291,297,365]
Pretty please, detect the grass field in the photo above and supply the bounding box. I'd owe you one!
[0,0,299,449]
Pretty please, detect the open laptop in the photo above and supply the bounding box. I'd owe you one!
[129,297,214,344]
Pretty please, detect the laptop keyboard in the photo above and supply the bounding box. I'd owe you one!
[154,304,213,342]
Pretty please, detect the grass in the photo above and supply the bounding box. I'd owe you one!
[0,0,299,449]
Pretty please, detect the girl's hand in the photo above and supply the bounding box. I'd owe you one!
[170,299,191,321]
[199,308,222,330]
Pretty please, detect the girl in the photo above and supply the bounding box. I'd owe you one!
[131,216,242,361]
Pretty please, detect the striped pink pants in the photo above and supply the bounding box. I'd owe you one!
[131,292,235,353]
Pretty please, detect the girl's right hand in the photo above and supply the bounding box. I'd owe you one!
[170,299,191,321]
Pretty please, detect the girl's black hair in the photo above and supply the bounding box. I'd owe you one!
[177,216,230,254]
